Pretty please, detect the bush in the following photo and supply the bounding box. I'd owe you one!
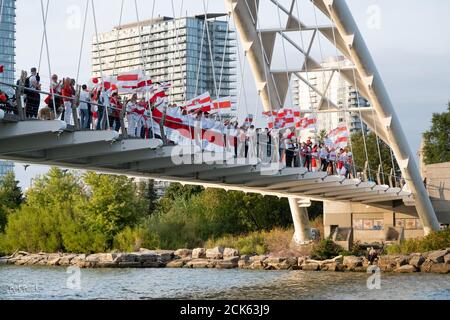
[205,232,268,255]
[113,226,160,252]
[310,239,344,260]
[385,229,450,255]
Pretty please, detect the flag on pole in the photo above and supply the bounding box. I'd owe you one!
[327,125,349,148]
[212,97,232,111]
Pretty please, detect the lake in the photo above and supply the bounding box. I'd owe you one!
[0,266,449,300]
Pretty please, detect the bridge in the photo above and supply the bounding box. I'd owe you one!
[0,0,440,244]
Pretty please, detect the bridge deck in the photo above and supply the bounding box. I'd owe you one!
[0,119,413,205]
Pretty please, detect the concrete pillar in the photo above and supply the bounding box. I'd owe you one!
[289,197,312,244]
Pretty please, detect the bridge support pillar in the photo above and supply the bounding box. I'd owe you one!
[288,197,312,244]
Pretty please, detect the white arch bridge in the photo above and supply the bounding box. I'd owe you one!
[0,0,440,243]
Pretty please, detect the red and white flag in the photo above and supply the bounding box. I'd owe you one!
[186,92,212,113]
[327,125,349,148]
[296,114,317,130]
[0,65,4,73]
[211,97,232,111]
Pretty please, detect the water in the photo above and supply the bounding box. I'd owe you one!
[0,266,449,300]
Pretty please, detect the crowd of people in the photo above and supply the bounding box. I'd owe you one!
[2,67,355,178]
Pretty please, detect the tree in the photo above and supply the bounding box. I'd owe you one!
[351,132,399,183]
[0,172,23,232]
[423,102,450,165]
[137,179,158,216]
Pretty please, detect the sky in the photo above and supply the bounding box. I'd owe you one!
[11,0,450,188]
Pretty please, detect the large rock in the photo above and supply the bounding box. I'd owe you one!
[46,254,62,266]
[409,254,425,268]
[70,254,87,268]
[185,259,213,268]
[395,265,418,273]
[206,247,224,260]
[174,249,192,258]
[321,262,345,272]
[249,260,266,270]
[420,260,434,273]
[238,259,251,269]
[223,248,239,259]
[377,255,398,272]
[427,250,448,263]
[138,253,158,263]
[155,250,174,262]
[249,255,268,263]
[216,259,238,269]
[192,248,207,259]
[302,263,320,271]
[343,256,364,270]
[166,260,186,268]
[445,254,450,264]
[429,263,450,274]
[59,254,77,266]
[396,255,410,267]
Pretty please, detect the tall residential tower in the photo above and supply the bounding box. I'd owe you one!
[92,14,237,110]
[0,0,16,95]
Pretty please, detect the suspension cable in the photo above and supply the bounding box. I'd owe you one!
[112,0,124,76]
[324,2,359,179]
[75,0,89,86]
[39,0,57,116]
[38,0,49,73]
[194,2,208,96]
[91,0,110,130]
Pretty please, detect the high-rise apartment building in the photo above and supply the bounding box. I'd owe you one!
[92,14,237,110]
[0,160,14,178]
[292,56,369,134]
[0,0,16,95]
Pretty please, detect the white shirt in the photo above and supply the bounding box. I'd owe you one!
[79,91,90,110]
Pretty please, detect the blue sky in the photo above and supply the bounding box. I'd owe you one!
[12,0,450,188]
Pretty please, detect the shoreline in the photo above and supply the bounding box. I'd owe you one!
[1,247,449,274]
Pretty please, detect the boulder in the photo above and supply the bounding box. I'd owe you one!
[166,260,185,268]
[427,250,448,263]
[302,263,320,271]
[343,256,364,270]
[0,258,8,265]
[409,254,425,268]
[297,257,307,268]
[321,262,345,272]
[174,249,192,259]
[206,247,224,260]
[47,255,61,266]
[216,259,238,269]
[116,253,139,263]
[395,265,418,273]
[142,260,164,268]
[238,259,251,269]
[138,253,158,263]
[186,259,212,268]
[445,254,450,264]
[223,248,239,258]
[155,250,174,262]
[59,254,77,266]
[249,260,266,270]
[430,263,450,274]
[420,260,434,273]
[279,257,299,270]
[396,255,410,267]
[117,262,142,268]
[249,255,268,263]
[192,248,207,259]
[353,266,368,273]
[377,255,398,272]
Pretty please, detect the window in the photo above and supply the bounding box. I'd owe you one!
[353,219,384,230]
[395,218,422,230]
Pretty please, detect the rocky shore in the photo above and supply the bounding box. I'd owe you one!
[1,247,449,274]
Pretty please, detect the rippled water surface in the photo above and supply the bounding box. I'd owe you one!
[0,266,449,300]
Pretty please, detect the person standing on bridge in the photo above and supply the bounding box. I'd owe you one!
[78,85,90,129]
[61,78,75,125]
[25,67,41,119]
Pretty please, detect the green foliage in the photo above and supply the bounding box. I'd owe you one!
[113,226,160,252]
[351,132,399,182]
[310,239,344,260]
[0,172,23,232]
[205,232,268,255]
[423,102,450,165]
[385,229,450,255]
[0,168,153,254]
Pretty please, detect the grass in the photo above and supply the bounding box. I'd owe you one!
[385,229,450,255]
